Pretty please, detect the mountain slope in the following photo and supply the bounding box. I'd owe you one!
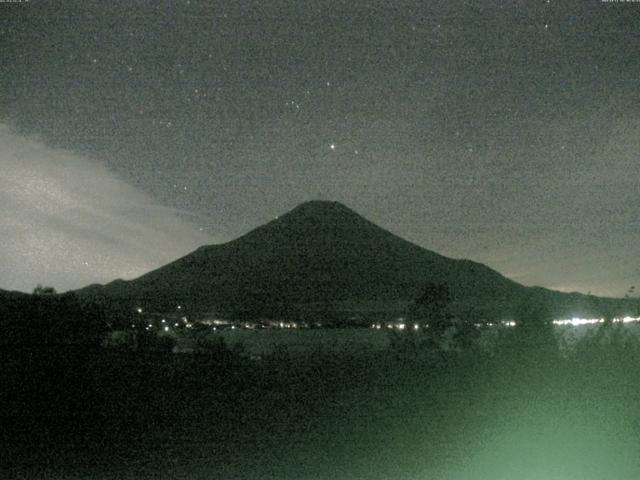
[75,201,630,321]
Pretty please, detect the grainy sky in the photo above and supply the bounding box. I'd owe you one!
[1,0,639,296]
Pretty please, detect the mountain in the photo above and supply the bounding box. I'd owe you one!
[76,201,634,322]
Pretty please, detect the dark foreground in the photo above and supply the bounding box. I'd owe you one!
[3,328,640,480]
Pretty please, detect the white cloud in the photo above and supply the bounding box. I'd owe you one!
[0,124,214,292]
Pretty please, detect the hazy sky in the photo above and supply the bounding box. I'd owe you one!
[1,0,639,296]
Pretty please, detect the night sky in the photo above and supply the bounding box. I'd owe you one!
[1,0,639,296]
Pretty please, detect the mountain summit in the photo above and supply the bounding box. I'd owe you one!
[77,201,613,321]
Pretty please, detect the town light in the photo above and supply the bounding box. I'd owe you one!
[554,317,601,326]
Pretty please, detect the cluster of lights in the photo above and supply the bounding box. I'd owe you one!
[370,322,420,330]
[554,316,640,326]
[277,321,298,329]
[132,306,310,331]
[134,305,640,335]
[135,305,190,332]
[554,317,603,326]
[370,317,640,330]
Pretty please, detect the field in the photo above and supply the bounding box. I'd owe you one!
[3,323,640,479]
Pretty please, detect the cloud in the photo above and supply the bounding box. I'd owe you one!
[0,124,214,293]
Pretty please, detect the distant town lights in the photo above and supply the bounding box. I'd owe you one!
[553,316,640,326]
[367,316,640,331]
[554,317,602,327]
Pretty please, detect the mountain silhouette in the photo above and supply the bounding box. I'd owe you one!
[76,201,629,322]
